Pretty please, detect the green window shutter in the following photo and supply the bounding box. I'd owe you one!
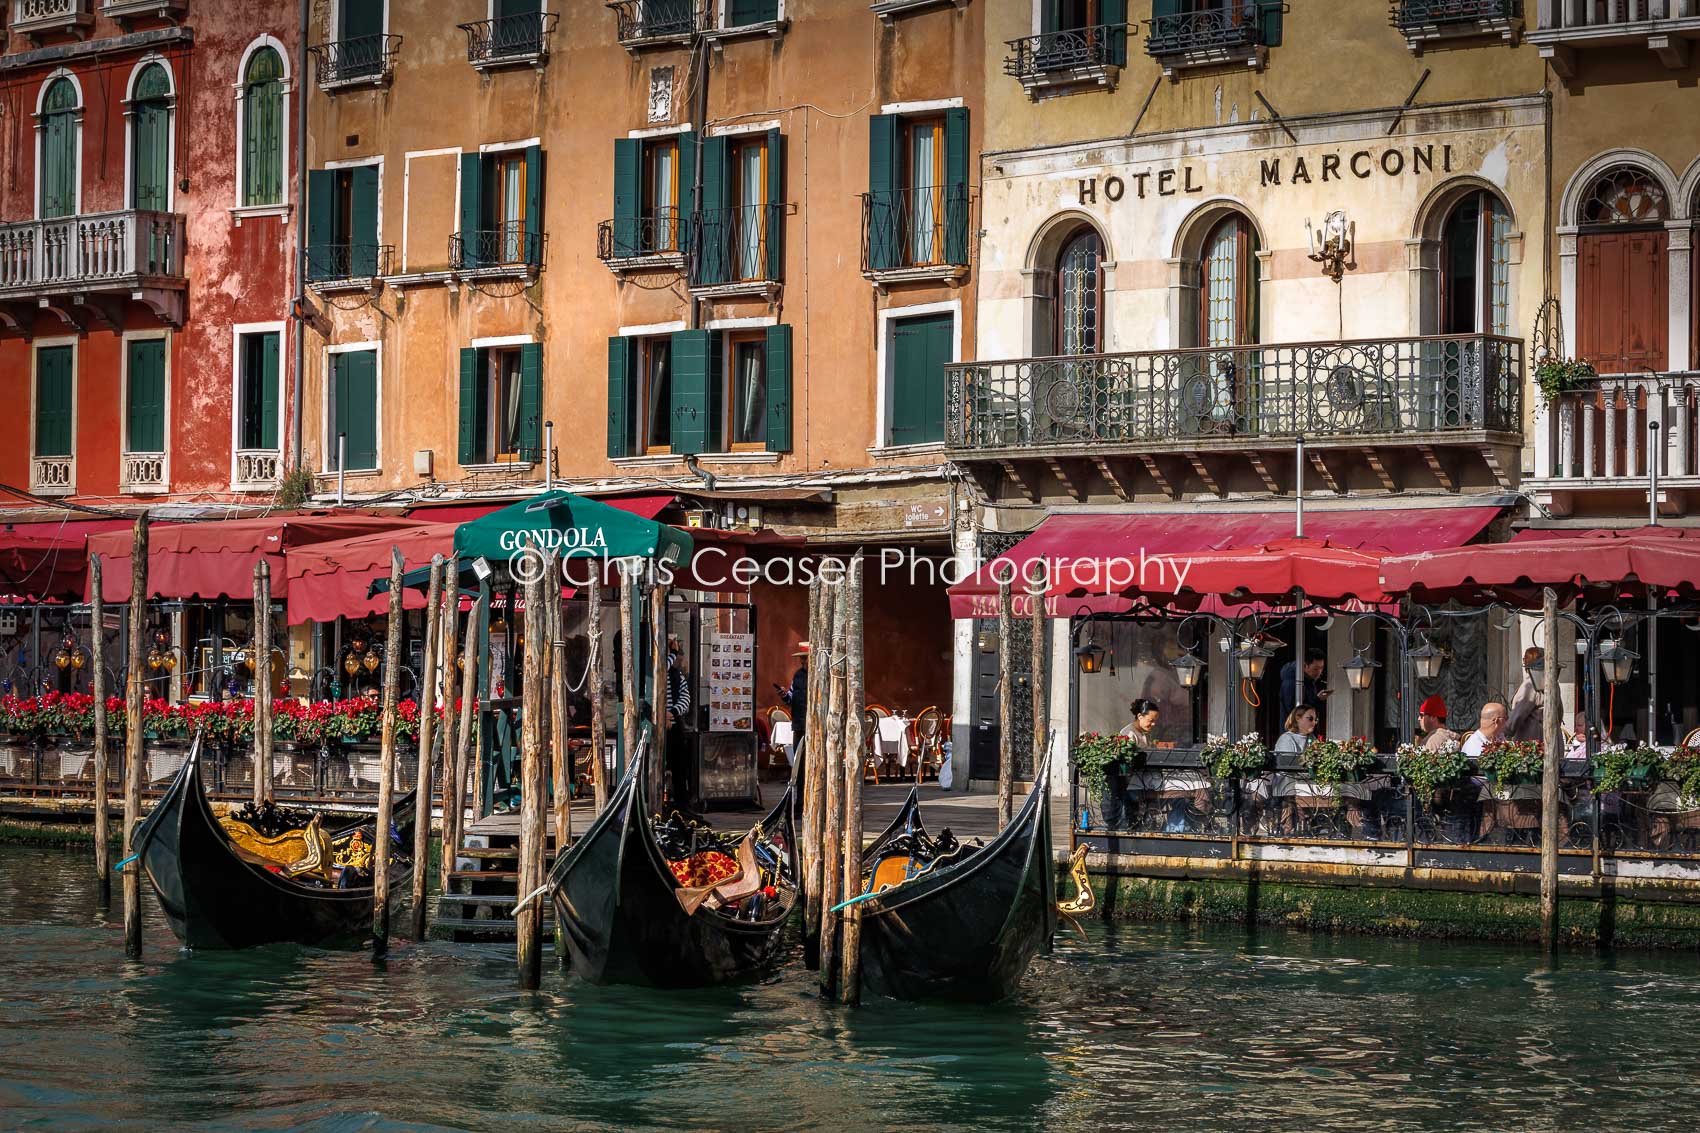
[677,130,698,255]
[34,346,74,457]
[1101,0,1128,65]
[612,138,640,258]
[350,164,379,277]
[1040,0,1059,33]
[336,350,378,470]
[606,336,634,458]
[306,169,333,280]
[729,0,777,24]
[868,115,898,272]
[1260,0,1282,46]
[518,342,543,457]
[257,332,280,450]
[764,324,792,453]
[696,135,728,286]
[944,109,970,266]
[524,145,543,267]
[765,129,785,282]
[125,339,166,453]
[459,152,484,269]
[42,111,77,219]
[343,0,382,39]
[132,100,171,212]
[1151,0,1180,15]
[669,329,713,456]
[458,347,480,465]
[891,313,953,446]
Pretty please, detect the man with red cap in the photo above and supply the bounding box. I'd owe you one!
[1418,695,1457,751]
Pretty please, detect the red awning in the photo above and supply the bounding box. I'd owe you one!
[87,514,428,602]
[404,494,674,526]
[946,505,1502,619]
[286,522,460,623]
[0,518,143,603]
[1057,536,1392,604]
[1381,526,1700,606]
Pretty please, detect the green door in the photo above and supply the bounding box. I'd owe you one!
[126,339,167,453]
[130,64,172,212]
[39,80,79,219]
[890,313,953,446]
[34,346,74,457]
[241,333,280,450]
[334,350,378,470]
[341,0,384,76]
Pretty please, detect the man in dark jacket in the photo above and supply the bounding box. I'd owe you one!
[663,634,694,811]
[788,641,810,738]
[1279,647,1330,725]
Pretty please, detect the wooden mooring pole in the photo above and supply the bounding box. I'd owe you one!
[996,577,1015,831]
[372,549,404,959]
[549,554,571,955]
[587,568,607,813]
[437,580,462,896]
[838,554,866,1005]
[409,556,445,941]
[90,553,109,905]
[122,516,148,959]
[620,563,639,782]
[800,572,830,970]
[1539,586,1563,954]
[819,565,848,1000]
[445,599,480,892]
[516,567,547,990]
[253,560,275,807]
[1030,586,1048,811]
[650,583,669,810]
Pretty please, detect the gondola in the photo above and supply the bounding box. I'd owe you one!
[549,737,799,988]
[133,736,418,950]
[846,763,1055,1002]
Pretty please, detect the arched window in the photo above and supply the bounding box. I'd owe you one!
[39,78,79,219]
[1578,164,1669,373]
[130,63,173,212]
[1055,227,1103,356]
[1439,191,1511,336]
[1198,212,1259,348]
[241,48,285,207]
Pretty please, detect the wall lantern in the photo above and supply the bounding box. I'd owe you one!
[1235,637,1274,681]
[1306,210,1356,283]
[1341,650,1380,692]
[1407,636,1444,681]
[1171,650,1205,690]
[1598,638,1637,685]
[1072,612,1113,675]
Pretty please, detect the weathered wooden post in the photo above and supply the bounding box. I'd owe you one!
[997,577,1015,831]
[446,600,481,891]
[587,568,607,812]
[516,567,547,989]
[409,555,444,941]
[1030,584,1048,809]
[91,553,110,904]
[800,573,829,967]
[437,577,461,895]
[253,559,274,806]
[819,565,849,1000]
[650,583,670,809]
[1539,587,1563,954]
[122,516,148,959]
[839,554,866,1005]
[372,549,405,958]
[549,552,571,848]
[620,562,639,781]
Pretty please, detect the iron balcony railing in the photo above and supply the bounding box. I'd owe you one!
[0,209,185,294]
[946,334,1523,453]
[1535,371,1700,482]
[691,203,781,287]
[1391,0,1519,29]
[608,0,705,42]
[597,209,686,262]
[1146,1,1275,56]
[459,11,558,63]
[305,243,393,283]
[860,186,971,275]
[1004,23,1128,80]
[450,226,547,272]
[308,34,403,87]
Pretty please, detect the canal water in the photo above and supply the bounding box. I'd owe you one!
[5,844,1700,1133]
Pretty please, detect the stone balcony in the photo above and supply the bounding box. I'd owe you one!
[1530,0,1700,74]
[1527,371,1700,517]
[9,0,93,41]
[0,209,186,335]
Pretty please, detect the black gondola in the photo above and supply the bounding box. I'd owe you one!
[133,737,417,950]
[549,740,798,988]
[848,764,1055,1003]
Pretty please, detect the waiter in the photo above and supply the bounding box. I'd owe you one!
[788,641,810,740]
[663,634,694,812]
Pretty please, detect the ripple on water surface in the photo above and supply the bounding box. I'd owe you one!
[5,845,1700,1132]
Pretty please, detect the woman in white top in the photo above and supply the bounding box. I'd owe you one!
[1274,703,1320,755]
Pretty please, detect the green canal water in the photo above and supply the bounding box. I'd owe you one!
[4,844,1700,1133]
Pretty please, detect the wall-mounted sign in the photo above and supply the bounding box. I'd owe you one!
[1075,142,1463,207]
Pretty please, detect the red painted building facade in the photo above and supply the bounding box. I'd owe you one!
[0,0,298,511]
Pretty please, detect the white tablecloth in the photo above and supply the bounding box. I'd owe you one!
[876,716,910,764]
[771,721,794,751]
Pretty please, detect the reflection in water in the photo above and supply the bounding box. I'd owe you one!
[5,845,1700,1132]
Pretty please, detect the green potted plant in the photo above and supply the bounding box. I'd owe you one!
[1397,738,1470,804]
[1661,745,1700,809]
[1200,732,1270,780]
[1303,735,1378,788]
[1534,357,1596,405]
[1072,732,1142,802]
[1477,738,1543,787]
[1591,742,1663,794]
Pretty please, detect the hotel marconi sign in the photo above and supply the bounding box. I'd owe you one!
[1075,142,1464,206]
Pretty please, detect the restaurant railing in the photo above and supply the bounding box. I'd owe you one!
[459,11,558,64]
[608,0,706,42]
[1391,0,1520,29]
[1534,371,1700,483]
[860,186,971,276]
[947,334,1523,453]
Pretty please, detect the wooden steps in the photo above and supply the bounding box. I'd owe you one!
[427,829,560,944]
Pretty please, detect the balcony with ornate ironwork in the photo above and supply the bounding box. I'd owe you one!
[1004,23,1129,96]
[1527,370,1699,518]
[608,0,705,46]
[597,210,687,274]
[859,187,971,286]
[0,209,186,334]
[459,11,558,69]
[121,452,166,496]
[9,0,92,40]
[689,203,783,297]
[308,33,403,90]
[99,0,185,24]
[1391,0,1521,50]
[305,243,393,291]
[945,334,1524,503]
[449,226,547,279]
[1529,0,1700,74]
[1145,1,1281,76]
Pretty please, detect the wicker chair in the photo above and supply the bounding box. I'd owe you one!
[911,706,945,783]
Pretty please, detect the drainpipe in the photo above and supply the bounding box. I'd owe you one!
[290,0,310,476]
[687,29,709,332]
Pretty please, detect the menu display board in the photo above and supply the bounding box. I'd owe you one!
[703,632,755,733]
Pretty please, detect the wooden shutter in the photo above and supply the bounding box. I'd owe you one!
[607,337,634,458]
[1579,231,1669,374]
[42,112,76,219]
[518,342,543,457]
[343,0,382,39]
[1040,0,1060,32]
[458,348,480,464]
[766,129,785,282]
[306,169,333,280]
[612,139,640,257]
[677,130,699,255]
[696,135,729,285]
[349,165,379,276]
[257,332,280,450]
[669,329,714,456]
[523,145,543,267]
[943,109,969,265]
[1101,0,1128,65]
[868,115,899,271]
[890,313,953,446]
[125,339,166,454]
[764,324,792,452]
[132,101,169,212]
[34,346,74,457]
[1260,0,1283,46]
[337,350,378,470]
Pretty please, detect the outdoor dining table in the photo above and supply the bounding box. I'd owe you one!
[875,715,910,766]
[771,719,794,755]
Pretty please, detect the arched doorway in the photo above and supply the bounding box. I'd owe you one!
[1055,225,1104,356]
[1577,164,1669,374]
